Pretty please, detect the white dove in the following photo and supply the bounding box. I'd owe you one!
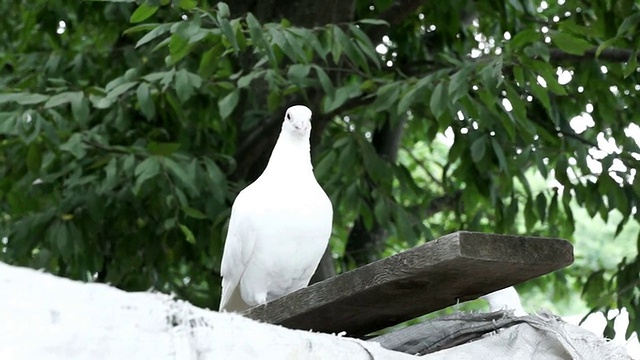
[481,286,527,316]
[219,105,333,312]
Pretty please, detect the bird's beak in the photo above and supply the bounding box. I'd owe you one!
[293,120,311,134]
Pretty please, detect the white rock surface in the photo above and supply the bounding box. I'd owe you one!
[0,262,412,360]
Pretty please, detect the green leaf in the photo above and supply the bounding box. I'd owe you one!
[218,17,239,51]
[179,224,196,244]
[281,29,308,62]
[237,71,264,88]
[497,112,516,142]
[53,221,72,260]
[163,157,198,195]
[289,28,326,60]
[348,24,380,68]
[616,12,640,37]
[44,92,77,108]
[530,60,567,95]
[130,3,159,23]
[218,89,240,119]
[535,192,547,222]
[529,80,551,114]
[324,83,360,113]
[430,81,448,119]
[123,23,159,35]
[182,206,207,219]
[107,81,138,99]
[314,151,336,180]
[313,65,335,97]
[100,157,119,193]
[397,85,418,115]
[0,93,21,104]
[203,158,226,202]
[371,82,401,112]
[26,143,42,173]
[175,69,194,102]
[169,33,192,63]
[394,206,416,245]
[331,26,353,66]
[480,58,504,88]
[524,196,536,230]
[199,44,223,78]
[339,31,369,72]
[548,190,559,224]
[134,156,161,194]
[523,42,550,62]
[633,170,640,197]
[15,93,49,105]
[507,0,524,12]
[71,92,90,124]
[89,94,115,109]
[361,141,390,186]
[137,83,156,119]
[558,19,594,37]
[470,137,486,163]
[177,0,196,10]
[287,64,311,85]
[550,32,592,56]
[513,66,524,86]
[491,138,508,172]
[509,29,540,50]
[595,37,618,58]
[504,82,527,120]
[267,91,281,113]
[147,141,180,156]
[246,13,276,67]
[373,198,389,225]
[604,320,616,339]
[448,65,474,102]
[136,23,172,48]
[624,51,638,78]
[60,133,87,159]
[217,2,230,18]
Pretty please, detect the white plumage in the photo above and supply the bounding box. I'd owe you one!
[219,105,333,312]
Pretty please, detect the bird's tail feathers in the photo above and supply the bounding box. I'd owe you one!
[219,282,251,313]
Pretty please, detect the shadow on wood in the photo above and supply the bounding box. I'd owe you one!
[243,231,574,337]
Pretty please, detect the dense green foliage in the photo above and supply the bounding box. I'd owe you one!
[1,0,639,338]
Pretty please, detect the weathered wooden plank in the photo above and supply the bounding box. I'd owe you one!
[243,231,573,337]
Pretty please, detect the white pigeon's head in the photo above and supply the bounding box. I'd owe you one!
[282,105,312,138]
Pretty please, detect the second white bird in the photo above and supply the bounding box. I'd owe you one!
[219,105,333,312]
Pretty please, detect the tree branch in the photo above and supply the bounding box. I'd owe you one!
[549,47,638,63]
[366,0,425,42]
[82,139,137,157]
[401,145,442,186]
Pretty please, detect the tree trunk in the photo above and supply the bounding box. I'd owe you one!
[345,115,406,267]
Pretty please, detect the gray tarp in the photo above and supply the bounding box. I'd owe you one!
[373,311,632,359]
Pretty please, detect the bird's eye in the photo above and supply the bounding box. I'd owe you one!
[286,113,291,121]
